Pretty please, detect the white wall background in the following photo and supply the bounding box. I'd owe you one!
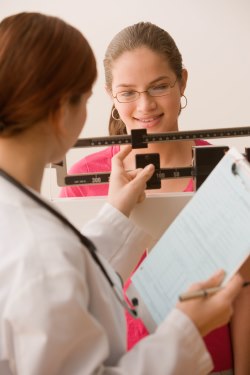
[1,0,250,198]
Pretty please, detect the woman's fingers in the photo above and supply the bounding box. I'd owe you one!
[111,145,132,171]
[177,271,243,337]
[187,269,226,292]
[217,273,243,301]
[108,145,155,216]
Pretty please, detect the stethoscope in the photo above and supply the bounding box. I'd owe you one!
[0,168,138,317]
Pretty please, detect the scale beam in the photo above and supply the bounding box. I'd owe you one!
[53,126,250,190]
[74,126,250,148]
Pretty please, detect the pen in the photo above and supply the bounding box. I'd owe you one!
[179,281,250,302]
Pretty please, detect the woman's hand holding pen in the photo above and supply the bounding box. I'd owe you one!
[108,145,155,217]
[176,270,243,337]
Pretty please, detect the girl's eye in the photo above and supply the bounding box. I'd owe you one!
[150,84,171,95]
[120,91,136,97]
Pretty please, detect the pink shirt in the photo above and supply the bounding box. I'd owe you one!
[60,141,233,372]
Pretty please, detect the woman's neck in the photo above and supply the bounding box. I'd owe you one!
[0,135,47,192]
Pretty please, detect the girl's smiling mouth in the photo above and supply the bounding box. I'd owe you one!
[135,114,163,129]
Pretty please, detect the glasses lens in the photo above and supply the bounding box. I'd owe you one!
[149,84,172,97]
[117,91,139,103]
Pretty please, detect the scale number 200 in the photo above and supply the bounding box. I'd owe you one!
[92,177,102,184]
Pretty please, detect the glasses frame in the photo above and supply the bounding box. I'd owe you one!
[113,78,178,103]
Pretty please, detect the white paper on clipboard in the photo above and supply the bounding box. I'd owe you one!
[127,147,250,332]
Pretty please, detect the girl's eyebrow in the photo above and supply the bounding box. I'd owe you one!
[115,76,172,89]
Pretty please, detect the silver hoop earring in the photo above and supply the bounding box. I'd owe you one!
[112,107,120,121]
[180,95,188,109]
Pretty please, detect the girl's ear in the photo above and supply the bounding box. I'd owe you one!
[180,69,188,95]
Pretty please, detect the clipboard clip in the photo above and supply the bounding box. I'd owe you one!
[232,162,238,175]
[231,146,250,175]
[231,148,250,192]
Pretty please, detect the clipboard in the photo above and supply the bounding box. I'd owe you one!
[126,147,250,332]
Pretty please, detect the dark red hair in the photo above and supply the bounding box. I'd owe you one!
[0,12,97,136]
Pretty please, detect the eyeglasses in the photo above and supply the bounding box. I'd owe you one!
[113,78,178,103]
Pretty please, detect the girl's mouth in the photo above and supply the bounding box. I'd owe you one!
[136,114,163,129]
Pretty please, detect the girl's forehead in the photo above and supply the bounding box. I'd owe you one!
[111,48,173,85]
[114,46,167,64]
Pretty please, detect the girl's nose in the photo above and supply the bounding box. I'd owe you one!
[136,91,157,110]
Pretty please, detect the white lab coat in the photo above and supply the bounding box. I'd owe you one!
[0,177,213,375]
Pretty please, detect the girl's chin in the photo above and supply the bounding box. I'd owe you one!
[138,123,156,130]
[128,121,175,133]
